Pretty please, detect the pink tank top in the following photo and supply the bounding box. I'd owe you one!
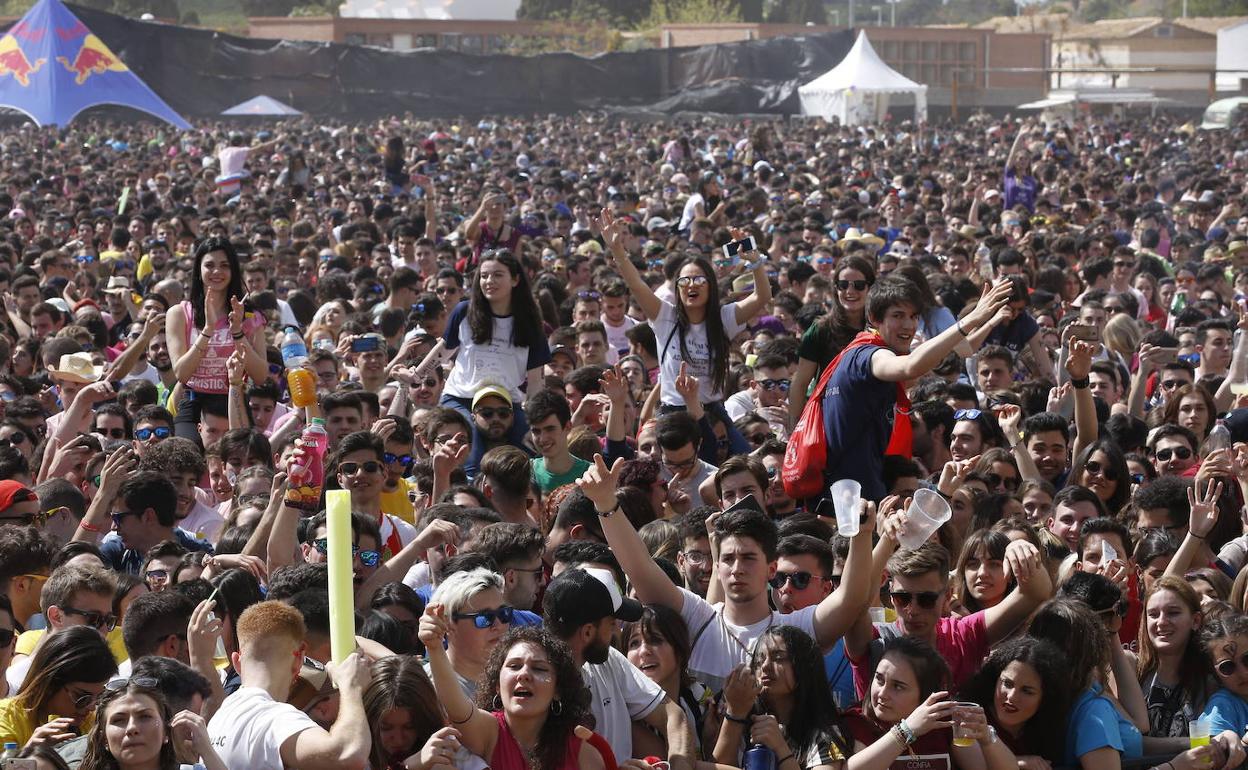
[489,711,583,770]
[181,300,264,394]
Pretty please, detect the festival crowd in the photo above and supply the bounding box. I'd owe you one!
[0,108,1245,770]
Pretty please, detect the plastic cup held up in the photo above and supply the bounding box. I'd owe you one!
[830,478,862,537]
[898,488,952,550]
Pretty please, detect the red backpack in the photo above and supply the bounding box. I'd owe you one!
[781,331,912,499]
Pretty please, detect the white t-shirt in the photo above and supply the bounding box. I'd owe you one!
[208,686,317,770]
[180,500,226,544]
[724,390,756,422]
[653,299,744,405]
[121,361,161,387]
[583,646,665,762]
[602,313,638,354]
[679,193,706,231]
[442,301,550,404]
[677,587,819,693]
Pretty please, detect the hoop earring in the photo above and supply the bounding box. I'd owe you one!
[551,699,563,716]
[492,693,503,710]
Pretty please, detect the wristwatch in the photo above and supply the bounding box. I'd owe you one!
[596,499,621,517]
[1070,375,1090,389]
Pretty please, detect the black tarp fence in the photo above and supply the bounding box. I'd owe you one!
[3,6,854,119]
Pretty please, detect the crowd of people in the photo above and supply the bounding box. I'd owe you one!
[0,106,1243,770]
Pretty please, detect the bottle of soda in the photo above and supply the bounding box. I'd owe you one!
[285,418,327,511]
[280,326,308,369]
[287,368,317,409]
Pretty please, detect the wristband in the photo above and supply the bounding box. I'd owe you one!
[723,712,751,725]
[956,318,968,337]
[777,753,796,767]
[890,725,909,751]
[1191,531,1206,540]
[596,499,621,517]
[79,520,103,534]
[231,331,245,340]
[1070,376,1090,389]
[896,718,916,745]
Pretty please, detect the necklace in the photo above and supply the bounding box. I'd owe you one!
[720,609,774,659]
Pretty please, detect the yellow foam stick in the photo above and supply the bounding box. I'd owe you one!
[325,489,356,664]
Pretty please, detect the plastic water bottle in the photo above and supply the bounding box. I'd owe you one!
[977,244,993,281]
[2,742,20,760]
[743,744,777,770]
[285,418,327,511]
[1206,419,1232,454]
[280,326,308,369]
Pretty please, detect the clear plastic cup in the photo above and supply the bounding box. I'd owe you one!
[830,479,862,537]
[953,702,982,747]
[898,488,952,550]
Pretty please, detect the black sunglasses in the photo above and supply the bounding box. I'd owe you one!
[890,591,942,609]
[61,605,117,632]
[1155,446,1193,462]
[836,279,869,291]
[1216,652,1248,678]
[474,407,513,420]
[96,427,126,439]
[0,627,13,646]
[339,461,383,476]
[1084,460,1118,481]
[769,571,825,590]
[453,606,515,629]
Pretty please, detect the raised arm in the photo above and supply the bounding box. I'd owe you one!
[871,281,1013,383]
[1164,478,1222,579]
[1215,311,1248,412]
[730,231,773,325]
[240,473,287,560]
[71,444,138,544]
[281,652,373,770]
[845,500,906,659]
[1067,340,1098,461]
[812,500,876,649]
[596,209,661,321]
[226,352,250,430]
[998,406,1042,483]
[417,604,499,759]
[580,453,685,611]
[982,539,1052,644]
[103,311,163,383]
[354,519,459,604]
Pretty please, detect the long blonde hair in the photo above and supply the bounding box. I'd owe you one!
[1103,313,1141,362]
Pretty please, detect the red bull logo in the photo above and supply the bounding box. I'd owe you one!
[56,34,127,85]
[0,34,45,87]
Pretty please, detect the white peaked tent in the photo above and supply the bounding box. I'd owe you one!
[221,95,302,117]
[799,31,927,125]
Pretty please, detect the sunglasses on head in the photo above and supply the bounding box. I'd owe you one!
[1097,599,1129,618]
[836,279,869,291]
[453,606,515,629]
[769,571,825,590]
[577,290,602,301]
[890,590,942,609]
[757,379,791,392]
[135,426,171,441]
[1084,460,1118,480]
[313,538,381,567]
[954,408,983,420]
[339,461,383,476]
[475,406,513,420]
[1154,446,1193,462]
[1215,651,1248,678]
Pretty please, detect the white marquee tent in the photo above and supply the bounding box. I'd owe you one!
[798,31,927,125]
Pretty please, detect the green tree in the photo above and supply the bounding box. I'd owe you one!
[517,0,573,19]
[640,0,742,27]
[766,0,826,23]
[240,0,298,16]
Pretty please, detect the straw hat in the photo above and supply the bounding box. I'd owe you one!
[49,352,101,384]
[840,227,885,249]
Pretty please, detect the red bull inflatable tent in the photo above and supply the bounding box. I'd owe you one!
[0,0,189,128]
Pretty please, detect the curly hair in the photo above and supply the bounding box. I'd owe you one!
[80,682,178,770]
[958,636,1070,763]
[475,627,592,770]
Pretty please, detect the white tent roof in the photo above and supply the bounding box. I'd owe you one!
[799,31,925,95]
[221,95,302,116]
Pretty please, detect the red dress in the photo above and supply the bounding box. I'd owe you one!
[489,711,585,770]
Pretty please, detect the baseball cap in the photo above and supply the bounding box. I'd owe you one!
[544,568,642,628]
[472,384,512,410]
[0,480,37,512]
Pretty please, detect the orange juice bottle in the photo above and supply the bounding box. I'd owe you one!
[288,368,316,409]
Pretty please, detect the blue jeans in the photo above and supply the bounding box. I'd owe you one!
[439,393,531,478]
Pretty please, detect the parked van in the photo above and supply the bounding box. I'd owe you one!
[1201,97,1248,130]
